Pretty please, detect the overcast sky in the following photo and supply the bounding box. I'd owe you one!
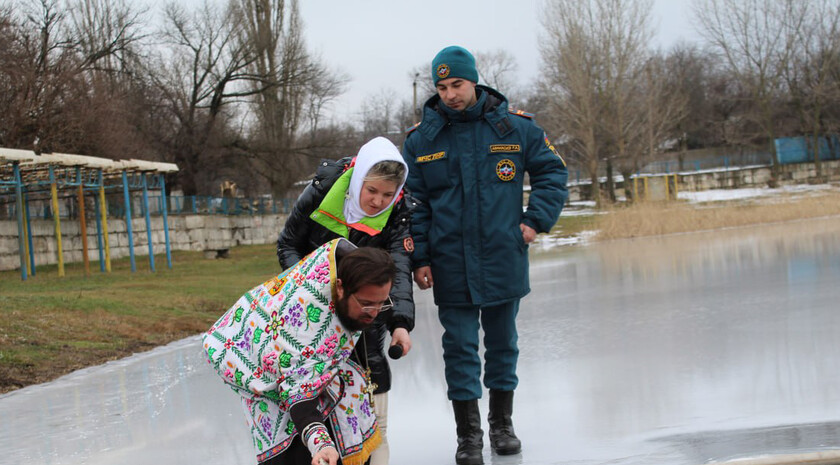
[297,0,705,122]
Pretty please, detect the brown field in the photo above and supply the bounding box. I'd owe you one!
[594,189,840,240]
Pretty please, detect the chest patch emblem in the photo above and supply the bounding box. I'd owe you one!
[489,144,521,153]
[496,159,516,181]
[416,151,446,163]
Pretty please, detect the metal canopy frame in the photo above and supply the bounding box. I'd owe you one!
[0,148,179,280]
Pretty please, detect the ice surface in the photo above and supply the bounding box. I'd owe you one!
[2,216,840,465]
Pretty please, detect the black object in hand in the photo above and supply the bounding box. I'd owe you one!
[388,344,403,360]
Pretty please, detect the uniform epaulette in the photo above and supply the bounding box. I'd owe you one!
[508,109,534,119]
[405,122,421,135]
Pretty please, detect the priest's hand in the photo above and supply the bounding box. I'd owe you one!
[313,446,338,465]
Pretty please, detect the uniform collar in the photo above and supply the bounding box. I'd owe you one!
[417,85,513,139]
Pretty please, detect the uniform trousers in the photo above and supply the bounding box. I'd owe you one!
[437,300,520,400]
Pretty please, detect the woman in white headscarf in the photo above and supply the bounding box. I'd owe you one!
[276,136,415,465]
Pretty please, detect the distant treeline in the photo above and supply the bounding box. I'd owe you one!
[2,0,840,206]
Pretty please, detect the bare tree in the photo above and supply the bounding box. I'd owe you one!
[65,0,152,160]
[358,89,401,140]
[541,0,656,205]
[0,0,155,160]
[303,58,348,142]
[541,0,603,204]
[0,5,29,147]
[663,44,719,166]
[475,49,521,103]
[2,0,81,152]
[236,0,348,195]
[783,0,840,179]
[150,0,257,195]
[68,0,146,75]
[633,54,688,198]
[694,0,807,182]
[598,0,654,202]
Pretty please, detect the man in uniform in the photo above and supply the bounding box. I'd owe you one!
[402,45,568,465]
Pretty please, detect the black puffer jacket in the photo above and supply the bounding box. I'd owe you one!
[276,157,416,393]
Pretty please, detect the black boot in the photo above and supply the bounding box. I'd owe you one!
[452,399,484,465]
[488,389,521,455]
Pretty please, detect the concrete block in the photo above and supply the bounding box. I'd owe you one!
[0,256,20,271]
[188,230,205,242]
[208,216,231,230]
[184,215,204,230]
[108,220,126,233]
[34,252,53,267]
[56,222,76,236]
[30,221,54,236]
[205,241,227,250]
[0,221,17,236]
[173,231,190,245]
[0,236,19,253]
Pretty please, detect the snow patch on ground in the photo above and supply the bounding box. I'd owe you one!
[678,183,837,203]
[532,230,598,250]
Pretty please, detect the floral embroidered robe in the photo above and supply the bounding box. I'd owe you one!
[203,239,380,464]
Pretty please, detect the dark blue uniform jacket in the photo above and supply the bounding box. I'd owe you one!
[402,86,568,307]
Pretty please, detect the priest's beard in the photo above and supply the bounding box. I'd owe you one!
[335,296,370,332]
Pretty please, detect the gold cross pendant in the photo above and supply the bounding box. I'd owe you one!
[363,367,378,407]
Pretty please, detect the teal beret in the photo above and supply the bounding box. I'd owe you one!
[431,46,478,85]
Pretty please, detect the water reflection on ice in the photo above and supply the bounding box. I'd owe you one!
[2,217,840,465]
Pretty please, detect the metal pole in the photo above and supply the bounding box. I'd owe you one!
[76,167,90,275]
[633,177,638,202]
[122,170,136,273]
[49,165,65,277]
[21,191,30,273]
[413,72,419,120]
[99,170,111,272]
[93,190,105,272]
[141,173,155,272]
[159,174,172,269]
[13,162,27,280]
[24,190,35,276]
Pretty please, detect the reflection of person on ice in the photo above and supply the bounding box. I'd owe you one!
[203,240,396,465]
[402,46,568,465]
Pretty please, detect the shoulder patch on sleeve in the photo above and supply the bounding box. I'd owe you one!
[508,108,534,119]
[544,132,566,167]
[405,122,421,135]
[403,237,414,253]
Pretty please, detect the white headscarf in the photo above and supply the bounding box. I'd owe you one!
[343,137,408,224]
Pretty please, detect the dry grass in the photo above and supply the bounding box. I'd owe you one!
[0,244,279,394]
[595,189,840,240]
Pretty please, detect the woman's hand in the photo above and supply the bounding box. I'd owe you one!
[390,327,412,356]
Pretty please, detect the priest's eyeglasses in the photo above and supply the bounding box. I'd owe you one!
[351,294,394,313]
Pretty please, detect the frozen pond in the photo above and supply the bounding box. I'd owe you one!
[2,216,840,465]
